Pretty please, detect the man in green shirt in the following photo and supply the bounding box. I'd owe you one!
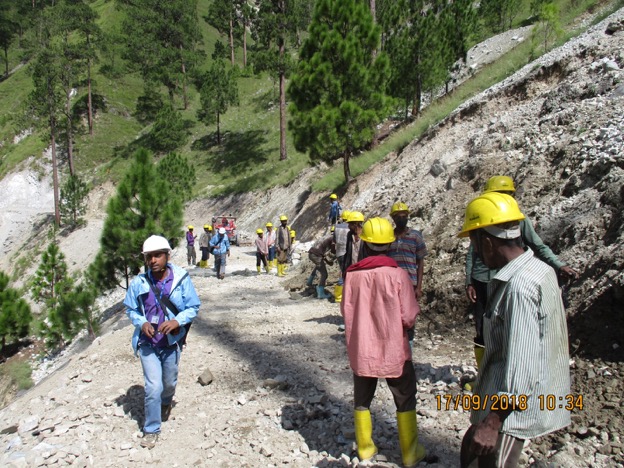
[464,176,578,388]
[458,192,571,468]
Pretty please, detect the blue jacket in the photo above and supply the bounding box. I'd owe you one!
[209,233,230,255]
[124,263,201,354]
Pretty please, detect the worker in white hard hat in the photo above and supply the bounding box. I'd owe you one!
[209,227,231,280]
[124,235,200,449]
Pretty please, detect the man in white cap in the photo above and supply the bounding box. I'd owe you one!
[210,227,231,279]
[124,235,201,449]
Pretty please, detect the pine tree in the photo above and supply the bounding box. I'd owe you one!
[119,0,203,108]
[149,103,189,153]
[288,0,392,183]
[90,148,183,291]
[0,272,32,351]
[60,173,89,227]
[197,60,239,145]
[252,0,301,161]
[157,152,197,203]
[31,243,75,348]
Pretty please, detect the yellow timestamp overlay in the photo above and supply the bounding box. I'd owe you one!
[435,394,584,411]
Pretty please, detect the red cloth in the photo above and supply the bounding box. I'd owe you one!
[346,255,398,272]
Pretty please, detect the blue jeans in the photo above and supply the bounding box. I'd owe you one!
[268,246,276,261]
[139,343,180,434]
[214,253,227,277]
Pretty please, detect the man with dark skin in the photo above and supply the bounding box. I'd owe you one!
[458,193,570,467]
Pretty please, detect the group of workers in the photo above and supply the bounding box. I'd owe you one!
[333,177,579,467]
[254,215,296,277]
[125,176,579,467]
[185,224,231,279]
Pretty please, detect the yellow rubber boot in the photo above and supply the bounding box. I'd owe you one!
[474,346,485,369]
[277,264,285,277]
[464,346,485,392]
[264,264,270,273]
[397,410,426,467]
[334,285,343,303]
[354,409,377,461]
[257,266,261,274]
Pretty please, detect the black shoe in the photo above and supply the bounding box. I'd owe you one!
[161,403,172,422]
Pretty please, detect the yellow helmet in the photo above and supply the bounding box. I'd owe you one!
[341,210,351,221]
[203,224,210,229]
[256,228,263,234]
[361,217,396,244]
[347,211,365,223]
[279,215,288,221]
[188,225,194,230]
[390,202,410,215]
[330,193,338,200]
[207,225,213,231]
[290,229,296,236]
[330,226,335,233]
[266,222,273,227]
[458,192,525,238]
[483,176,516,193]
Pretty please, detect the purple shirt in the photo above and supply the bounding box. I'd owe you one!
[186,231,195,246]
[140,268,174,348]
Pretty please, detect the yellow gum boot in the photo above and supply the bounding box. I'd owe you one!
[396,410,426,467]
[334,285,343,303]
[354,409,377,461]
[464,346,485,392]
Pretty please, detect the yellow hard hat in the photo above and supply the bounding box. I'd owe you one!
[347,211,365,223]
[390,202,410,215]
[203,224,210,229]
[207,225,213,231]
[279,215,288,221]
[458,192,525,238]
[341,210,351,221]
[330,193,338,200]
[266,222,273,227]
[256,228,263,234]
[188,225,194,230]
[361,217,395,244]
[483,176,516,193]
[290,229,296,236]
[330,226,335,232]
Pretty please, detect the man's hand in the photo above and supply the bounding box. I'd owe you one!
[141,322,155,338]
[559,266,579,280]
[466,284,477,303]
[414,286,423,300]
[158,319,180,335]
[469,411,503,456]
[227,250,231,257]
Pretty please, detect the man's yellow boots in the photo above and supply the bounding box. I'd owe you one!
[354,409,377,461]
[397,410,426,466]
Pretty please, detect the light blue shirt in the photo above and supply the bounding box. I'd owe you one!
[209,233,230,255]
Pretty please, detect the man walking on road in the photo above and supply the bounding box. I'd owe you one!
[210,227,231,280]
[458,192,571,467]
[124,235,200,449]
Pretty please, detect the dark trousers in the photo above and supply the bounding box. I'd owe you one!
[471,279,488,346]
[200,247,210,262]
[256,252,267,267]
[353,361,416,412]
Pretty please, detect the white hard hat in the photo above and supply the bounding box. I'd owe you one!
[218,227,226,234]
[142,235,172,254]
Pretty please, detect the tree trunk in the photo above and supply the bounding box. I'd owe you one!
[66,89,75,176]
[229,18,235,66]
[87,36,93,135]
[217,111,221,145]
[412,75,422,117]
[50,127,61,228]
[243,23,247,67]
[181,45,188,110]
[279,67,287,161]
[343,153,352,184]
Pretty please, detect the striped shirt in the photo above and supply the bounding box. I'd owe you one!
[471,249,571,439]
[387,228,427,286]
